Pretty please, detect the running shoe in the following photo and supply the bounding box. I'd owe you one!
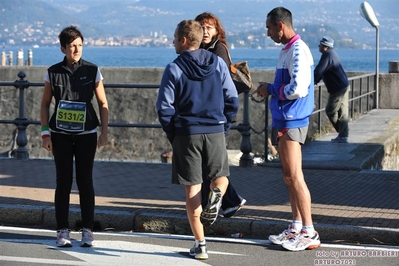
[189,244,208,260]
[221,198,247,218]
[56,228,72,247]
[200,187,222,226]
[80,228,94,247]
[331,136,348,143]
[282,230,321,251]
[268,225,299,245]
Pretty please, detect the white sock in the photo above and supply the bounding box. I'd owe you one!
[302,225,315,236]
[291,220,302,232]
[195,239,206,247]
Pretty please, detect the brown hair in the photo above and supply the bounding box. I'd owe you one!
[176,20,203,48]
[195,12,227,46]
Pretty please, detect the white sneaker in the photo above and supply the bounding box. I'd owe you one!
[56,228,72,247]
[189,244,208,260]
[268,225,298,245]
[220,198,247,218]
[200,187,222,226]
[282,230,321,251]
[80,228,94,247]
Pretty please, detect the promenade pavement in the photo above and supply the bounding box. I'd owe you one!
[1,109,399,246]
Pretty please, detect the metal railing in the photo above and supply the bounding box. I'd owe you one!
[259,73,376,159]
[0,71,376,165]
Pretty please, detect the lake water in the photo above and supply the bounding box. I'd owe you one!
[9,46,399,73]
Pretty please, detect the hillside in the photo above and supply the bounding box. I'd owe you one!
[0,0,398,49]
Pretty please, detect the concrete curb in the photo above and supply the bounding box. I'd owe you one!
[2,204,398,245]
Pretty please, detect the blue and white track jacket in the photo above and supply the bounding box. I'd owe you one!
[267,34,315,129]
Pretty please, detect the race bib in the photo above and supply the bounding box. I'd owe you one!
[56,100,86,132]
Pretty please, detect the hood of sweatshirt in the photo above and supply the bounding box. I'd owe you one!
[173,49,217,81]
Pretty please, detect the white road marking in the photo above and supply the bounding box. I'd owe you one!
[1,226,398,265]
[0,239,209,265]
[0,255,87,265]
[0,226,245,265]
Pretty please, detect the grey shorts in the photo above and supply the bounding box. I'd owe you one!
[271,126,308,145]
[171,132,230,185]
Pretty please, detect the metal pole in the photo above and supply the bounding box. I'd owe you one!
[238,91,253,167]
[375,26,379,109]
[264,98,269,161]
[13,71,30,159]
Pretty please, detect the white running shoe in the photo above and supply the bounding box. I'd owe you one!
[200,187,222,226]
[268,225,299,245]
[189,244,208,260]
[56,228,72,247]
[80,228,94,247]
[221,198,247,218]
[282,230,321,251]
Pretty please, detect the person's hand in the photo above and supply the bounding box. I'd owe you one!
[252,82,269,98]
[98,133,108,148]
[42,138,52,152]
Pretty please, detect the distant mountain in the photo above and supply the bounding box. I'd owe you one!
[0,0,105,46]
[1,0,398,49]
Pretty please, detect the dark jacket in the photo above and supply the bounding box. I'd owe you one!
[47,57,100,133]
[201,38,231,67]
[314,49,350,94]
[156,49,238,144]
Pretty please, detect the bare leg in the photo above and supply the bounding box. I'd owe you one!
[278,133,313,226]
[209,176,229,195]
[185,184,204,240]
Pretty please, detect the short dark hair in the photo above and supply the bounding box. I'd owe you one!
[58,26,84,48]
[176,20,203,48]
[267,7,293,27]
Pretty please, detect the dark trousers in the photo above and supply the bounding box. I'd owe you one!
[326,86,350,138]
[51,132,97,230]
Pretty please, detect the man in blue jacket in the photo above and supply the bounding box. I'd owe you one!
[314,36,350,143]
[253,7,320,252]
[156,19,238,260]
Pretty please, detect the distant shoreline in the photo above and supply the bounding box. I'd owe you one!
[5,45,399,51]
[2,46,398,73]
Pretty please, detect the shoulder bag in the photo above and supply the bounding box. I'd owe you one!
[221,43,253,94]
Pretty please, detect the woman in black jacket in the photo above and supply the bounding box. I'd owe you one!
[195,12,246,218]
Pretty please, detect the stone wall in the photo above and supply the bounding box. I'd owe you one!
[0,67,274,162]
[1,65,397,162]
[379,61,399,109]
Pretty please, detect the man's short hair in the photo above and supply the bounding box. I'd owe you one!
[176,20,203,49]
[58,26,84,48]
[267,7,293,27]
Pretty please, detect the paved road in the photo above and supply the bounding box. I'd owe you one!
[1,226,398,266]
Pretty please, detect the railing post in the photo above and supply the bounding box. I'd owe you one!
[264,98,269,161]
[237,92,253,167]
[13,71,30,159]
[318,85,322,134]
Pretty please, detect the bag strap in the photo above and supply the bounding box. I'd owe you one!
[219,42,233,66]
[220,42,240,74]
